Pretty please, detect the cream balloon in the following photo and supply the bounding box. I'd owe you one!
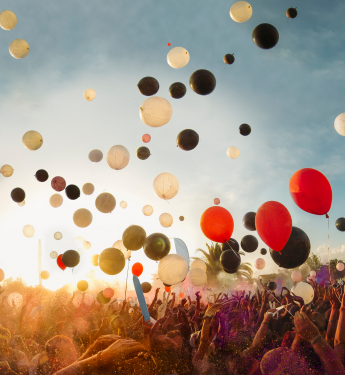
[153,173,179,200]
[49,194,63,208]
[106,145,130,170]
[113,240,131,260]
[190,259,207,272]
[50,251,58,259]
[0,10,17,30]
[336,262,345,271]
[188,268,207,286]
[120,201,127,209]
[159,213,173,227]
[140,97,173,127]
[84,241,91,250]
[41,271,50,280]
[254,258,266,270]
[95,192,116,213]
[143,205,153,216]
[299,264,311,278]
[334,113,345,136]
[230,1,252,23]
[158,254,189,286]
[291,271,302,282]
[167,47,190,69]
[54,232,63,240]
[0,165,13,177]
[88,149,103,162]
[291,282,314,305]
[23,225,35,238]
[9,39,30,59]
[84,89,96,101]
[18,200,25,207]
[73,209,93,228]
[227,146,240,159]
[22,131,43,151]
[82,183,94,195]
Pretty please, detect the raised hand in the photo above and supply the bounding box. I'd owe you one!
[294,311,320,342]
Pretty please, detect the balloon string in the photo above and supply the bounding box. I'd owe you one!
[226,241,240,259]
[328,215,342,303]
[125,258,130,301]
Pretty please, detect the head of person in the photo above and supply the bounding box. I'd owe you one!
[45,335,78,371]
[229,354,259,375]
[0,327,11,351]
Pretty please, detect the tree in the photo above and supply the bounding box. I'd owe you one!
[306,252,322,272]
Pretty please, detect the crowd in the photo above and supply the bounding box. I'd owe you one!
[1,280,345,374]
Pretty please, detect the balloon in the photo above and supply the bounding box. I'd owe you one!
[153,173,179,200]
[270,227,311,269]
[23,225,35,238]
[77,280,88,292]
[140,97,173,127]
[190,259,207,272]
[214,198,220,205]
[62,250,80,268]
[91,254,99,266]
[106,145,130,170]
[84,241,91,250]
[97,290,110,305]
[39,270,49,280]
[188,268,207,286]
[159,213,173,228]
[179,293,184,298]
[65,185,80,200]
[122,225,146,250]
[138,77,159,96]
[337,263,345,272]
[254,258,266,270]
[260,248,267,255]
[0,269,4,282]
[200,206,234,243]
[291,271,302,282]
[141,282,152,293]
[82,183,94,195]
[241,235,258,253]
[8,293,22,307]
[335,113,345,136]
[99,248,125,275]
[289,168,332,215]
[120,201,127,209]
[103,288,114,298]
[158,254,189,286]
[286,8,298,18]
[113,240,131,260]
[221,238,240,252]
[223,54,235,65]
[11,188,25,203]
[83,89,96,101]
[54,232,62,240]
[18,200,25,207]
[142,134,151,143]
[144,233,171,261]
[143,205,153,216]
[239,123,251,136]
[137,146,151,160]
[35,169,49,182]
[9,39,30,59]
[50,251,58,259]
[267,281,277,291]
[51,176,66,192]
[57,254,66,270]
[169,82,186,99]
[0,10,17,30]
[89,149,103,162]
[22,131,43,151]
[255,201,292,252]
[243,212,256,231]
[167,47,190,69]
[299,264,311,278]
[176,129,199,151]
[291,282,314,305]
[220,250,241,272]
[310,270,316,277]
[73,208,93,228]
[230,1,252,23]
[227,146,240,159]
[336,218,345,231]
[179,216,184,221]
[165,286,171,292]
[252,24,279,49]
[0,165,13,177]
[189,69,216,96]
[132,262,144,277]
[95,192,116,213]
[50,194,63,208]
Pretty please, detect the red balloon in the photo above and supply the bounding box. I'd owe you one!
[165,286,171,292]
[103,288,114,299]
[255,201,292,252]
[142,134,151,143]
[289,168,332,215]
[132,262,143,277]
[51,176,66,192]
[200,206,234,243]
[57,254,66,270]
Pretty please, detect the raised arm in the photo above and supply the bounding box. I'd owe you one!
[148,288,160,314]
[326,289,340,345]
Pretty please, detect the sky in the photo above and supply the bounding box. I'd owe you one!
[1,0,345,292]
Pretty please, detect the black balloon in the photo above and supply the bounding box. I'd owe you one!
[169,82,186,99]
[138,77,159,96]
[137,146,150,160]
[336,218,345,232]
[252,23,279,50]
[223,54,235,65]
[176,129,199,151]
[220,249,241,272]
[243,212,256,231]
[241,235,258,253]
[221,238,239,252]
[62,250,80,268]
[11,188,25,203]
[35,169,49,182]
[189,69,216,96]
[239,124,251,136]
[144,233,171,261]
[141,282,152,293]
[223,266,239,274]
[260,248,267,255]
[97,290,111,305]
[286,8,297,18]
[268,281,277,291]
[99,248,125,275]
[65,185,80,200]
[270,226,310,269]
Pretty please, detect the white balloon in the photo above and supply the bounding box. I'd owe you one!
[23,225,35,238]
[9,39,30,59]
[291,282,314,305]
[334,113,345,136]
[230,1,252,23]
[84,89,96,101]
[299,264,311,277]
[291,270,302,282]
[50,251,58,259]
[336,262,345,271]
[113,239,131,260]
[106,145,130,170]
[227,146,240,159]
[167,47,190,69]
[18,200,25,207]
[54,232,63,240]
[8,292,22,307]
[254,258,266,270]
[310,270,316,277]
[120,201,127,209]
[158,254,189,286]
[84,241,91,250]
[140,97,173,127]
[89,149,103,162]
[188,268,207,286]
[49,194,63,208]
[159,213,173,227]
[143,205,153,216]
[153,173,179,200]
[190,259,207,272]
[0,10,17,30]
[0,164,13,177]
